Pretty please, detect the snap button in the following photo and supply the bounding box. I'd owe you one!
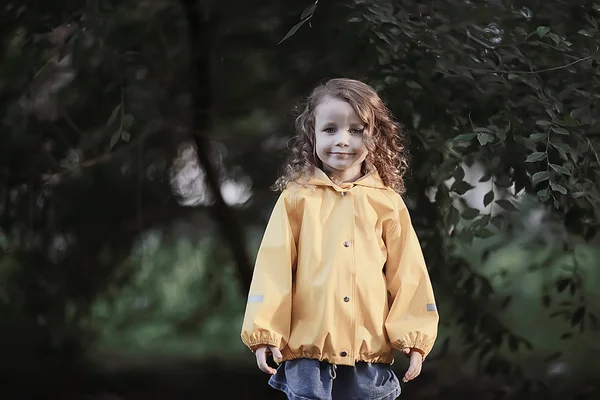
[340,351,348,357]
[343,296,350,302]
[343,241,350,247]
[341,191,347,197]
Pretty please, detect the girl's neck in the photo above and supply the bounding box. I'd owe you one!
[322,163,366,185]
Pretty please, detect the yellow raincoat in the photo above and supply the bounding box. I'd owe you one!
[241,168,438,366]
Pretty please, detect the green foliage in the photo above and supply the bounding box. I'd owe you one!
[2,0,600,397]
[89,232,247,358]
[0,0,193,362]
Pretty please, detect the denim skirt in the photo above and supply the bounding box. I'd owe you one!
[268,358,401,400]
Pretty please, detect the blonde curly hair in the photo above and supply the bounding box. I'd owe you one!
[273,78,409,194]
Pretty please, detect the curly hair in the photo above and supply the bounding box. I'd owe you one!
[273,78,409,194]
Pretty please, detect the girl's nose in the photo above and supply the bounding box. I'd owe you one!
[334,131,350,147]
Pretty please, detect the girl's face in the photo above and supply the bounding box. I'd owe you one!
[314,96,369,182]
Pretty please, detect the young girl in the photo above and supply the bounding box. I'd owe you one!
[241,78,438,400]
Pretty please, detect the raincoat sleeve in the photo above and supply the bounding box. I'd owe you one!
[384,200,439,359]
[240,189,299,352]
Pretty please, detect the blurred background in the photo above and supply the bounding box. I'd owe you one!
[1,0,600,399]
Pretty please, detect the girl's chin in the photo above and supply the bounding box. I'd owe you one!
[323,161,361,172]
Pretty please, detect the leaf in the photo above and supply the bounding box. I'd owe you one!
[490,216,503,230]
[531,171,549,185]
[495,199,518,211]
[548,33,560,44]
[109,129,121,150]
[461,207,480,220]
[571,307,585,327]
[477,132,495,146]
[560,333,573,340]
[550,310,569,318]
[536,26,550,38]
[106,104,122,127]
[121,130,131,143]
[451,181,474,195]
[483,190,494,207]
[536,119,552,126]
[300,1,318,20]
[549,163,571,175]
[556,279,570,293]
[453,133,476,142]
[122,113,134,128]
[406,81,423,90]
[476,228,494,238]
[525,152,547,162]
[494,175,512,188]
[578,29,593,37]
[542,295,551,307]
[528,133,547,142]
[551,126,569,135]
[457,229,473,244]
[453,165,465,181]
[550,181,568,194]
[564,114,579,127]
[537,188,550,201]
[472,214,491,230]
[474,127,493,133]
[479,173,491,182]
[551,142,571,154]
[278,18,310,45]
[501,296,512,309]
[476,132,495,146]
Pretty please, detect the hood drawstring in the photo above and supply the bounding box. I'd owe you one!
[329,363,337,380]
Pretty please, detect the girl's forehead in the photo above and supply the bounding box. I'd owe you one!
[314,96,363,122]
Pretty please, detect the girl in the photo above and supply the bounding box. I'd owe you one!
[241,78,438,400]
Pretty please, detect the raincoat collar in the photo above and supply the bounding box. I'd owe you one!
[306,164,386,190]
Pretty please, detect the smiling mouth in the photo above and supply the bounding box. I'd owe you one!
[329,152,354,155]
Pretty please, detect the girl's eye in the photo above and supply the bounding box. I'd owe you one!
[350,128,365,135]
[324,127,336,134]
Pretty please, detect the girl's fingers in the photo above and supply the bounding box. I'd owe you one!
[403,365,415,382]
[403,356,423,382]
[256,348,272,374]
[264,364,277,375]
[411,363,423,380]
[255,348,266,370]
[255,346,279,375]
[270,346,283,359]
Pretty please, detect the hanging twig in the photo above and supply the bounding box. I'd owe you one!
[466,46,599,75]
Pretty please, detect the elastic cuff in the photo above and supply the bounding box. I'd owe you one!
[391,337,433,360]
[248,338,281,352]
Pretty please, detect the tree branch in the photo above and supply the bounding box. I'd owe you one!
[179,0,253,294]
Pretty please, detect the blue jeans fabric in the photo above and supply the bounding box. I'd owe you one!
[268,358,401,400]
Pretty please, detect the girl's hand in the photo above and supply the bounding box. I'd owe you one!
[401,348,423,382]
[255,345,283,375]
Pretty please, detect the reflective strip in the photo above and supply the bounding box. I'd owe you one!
[247,295,264,304]
[427,303,437,312]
